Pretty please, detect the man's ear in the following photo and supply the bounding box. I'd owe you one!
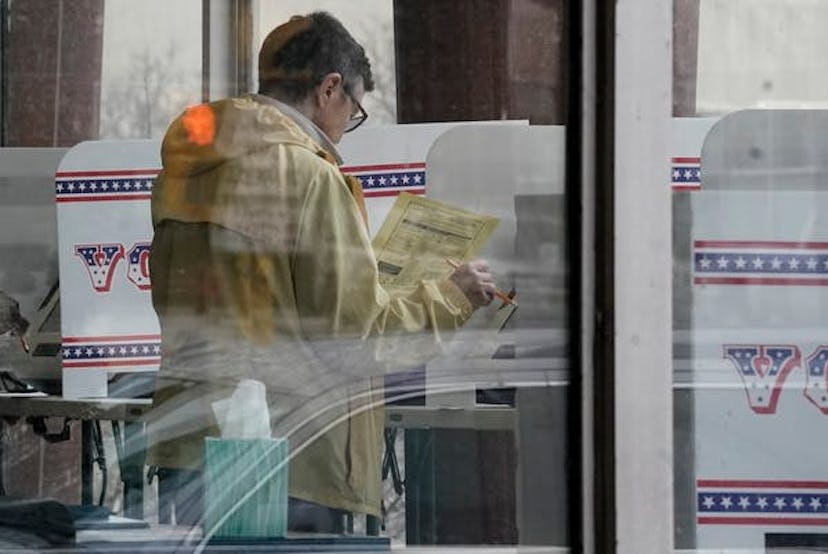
[316,72,343,106]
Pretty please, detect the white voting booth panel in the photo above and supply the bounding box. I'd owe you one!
[339,122,489,235]
[690,111,828,551]
[426,125,570,546]
[56,141,161,398]
[0,148,67,389]
[423,125,565,406]
[54,123,507,398]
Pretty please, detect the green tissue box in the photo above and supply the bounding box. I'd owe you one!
[203,437,289,539]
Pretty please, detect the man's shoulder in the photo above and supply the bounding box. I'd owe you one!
[276,143,344,182]
[195,95,323,155]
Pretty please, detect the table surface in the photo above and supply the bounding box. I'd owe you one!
[74,526,392,553]
[0,394,519,429]
[0,394,152,421]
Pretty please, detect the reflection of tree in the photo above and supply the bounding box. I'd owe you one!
[355,19,397,125]
[100,20,396,138]
[99,42,200,139]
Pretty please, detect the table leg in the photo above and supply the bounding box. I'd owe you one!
[120,421,146,519]
[0,419,5,496]
[81,420,93,505]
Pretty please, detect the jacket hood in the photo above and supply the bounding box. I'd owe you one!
[160,96,324,180]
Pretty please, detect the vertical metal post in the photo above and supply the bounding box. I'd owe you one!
[81,420,93,505]
[404,429,435,544]
[565,0,594,550]
[0,420,5,496]
[202,0,254,102]
[614,0,674,552]
[366,514,381,536]
[590,0,618,551]
[0,0,7,145]
[121,421,146,519]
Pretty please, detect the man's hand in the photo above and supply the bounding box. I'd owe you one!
[449,259,498,309]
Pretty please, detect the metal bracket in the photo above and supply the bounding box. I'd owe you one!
[26,416,71,443]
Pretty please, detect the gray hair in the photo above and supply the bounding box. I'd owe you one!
[258,12,375,102]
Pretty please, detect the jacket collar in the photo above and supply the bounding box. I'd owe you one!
[250,93,343,165]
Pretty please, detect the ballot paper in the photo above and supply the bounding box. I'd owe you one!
[372,193,500,291]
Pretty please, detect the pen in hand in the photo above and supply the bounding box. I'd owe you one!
[445,258,517,305]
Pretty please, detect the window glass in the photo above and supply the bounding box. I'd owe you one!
[1,0,201,145]
[99,0,202,138]
[697,0,828,114]
[674,1,828,551]
[0,2,572,551]
[0,0,201,536]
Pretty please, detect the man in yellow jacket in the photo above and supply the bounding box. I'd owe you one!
[146,12,497,531]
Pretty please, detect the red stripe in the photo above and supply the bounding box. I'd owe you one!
[694,240,828,249]
[63,335,160,343]
[56,169,160,178]
[341,162,426,173]
[364,189,425,198]
[58,190,423,201]
[672,157,700,164]
[698,479,828,489]
[698,516,828,526]
[672,185,701,191]
[58,165,425,177]
[56,194,152,203]
[695,277,828,286]
[63,358,160,369]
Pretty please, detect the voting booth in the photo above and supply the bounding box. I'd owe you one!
[53,122,531,399]
[55,141,161,399]
[43,120,574,544]
[688,110,828,551]
[8,97,828,548]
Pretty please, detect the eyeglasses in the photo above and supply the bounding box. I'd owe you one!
[344,90,368,133]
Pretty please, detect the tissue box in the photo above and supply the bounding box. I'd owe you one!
[203,438,288,539]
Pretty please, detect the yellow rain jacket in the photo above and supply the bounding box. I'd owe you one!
[146,95,473,516]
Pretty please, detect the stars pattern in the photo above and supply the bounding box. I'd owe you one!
[56,178,155,198]
[349,171,426,191]
[62,342,161,361]
[128,244,151,265]
[671,165,701,184]
[698,491,828,514]
[695,251,828,276]
[671,162,701,190]
[725,345,794,379]
[807,346,828,378]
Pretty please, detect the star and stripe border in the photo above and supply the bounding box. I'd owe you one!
[672,157,701,190]
[694,240,828,286]
[55,163,427,202]
[54,157,698,200]
[61,334,161,370]
[55,170,159,203]
[341,162,426,197]
[698,479,828,526]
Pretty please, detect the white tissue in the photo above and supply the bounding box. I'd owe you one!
[211,379,271,439]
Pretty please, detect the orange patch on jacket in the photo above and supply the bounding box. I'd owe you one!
[182,104,216,146]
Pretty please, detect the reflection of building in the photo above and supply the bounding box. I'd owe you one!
[2,0,104,506]
[394,2,566,545]
[395,1,564,126]
[5,0,104,147]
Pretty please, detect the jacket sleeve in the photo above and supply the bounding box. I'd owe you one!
[291,157,474,370]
